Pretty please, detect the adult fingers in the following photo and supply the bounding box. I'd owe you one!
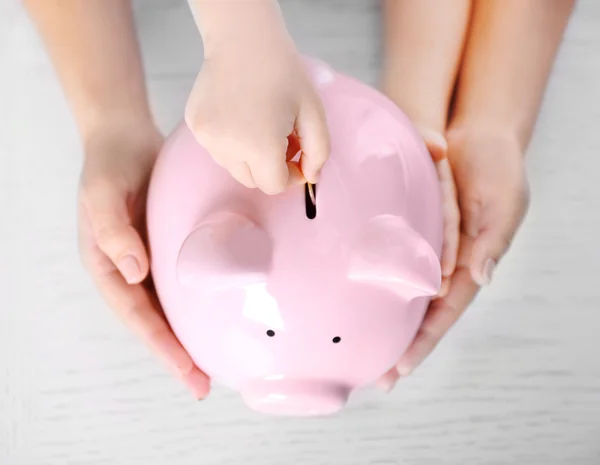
[376,234,479,391]
[436,158,460,295]
[95,268,210,399]
[395,265,480,377]
[78,202,117,276]
[417,127,459,297]
[296,98,330,184]
[376,365,401,393]
[470,187,529,286]
[418,126,448,164]
[80,181,148,284]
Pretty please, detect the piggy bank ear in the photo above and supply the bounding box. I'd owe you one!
[347,215,441,300]
[176,212,271,290]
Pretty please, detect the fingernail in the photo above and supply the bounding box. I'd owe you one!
[304,169,319,185]
[478,259,496,286]
[307,183,316,205]
[117,255,142,284]
[377,368,400,393]
[396,362,413,378]
[421,127,447,150]
[417,126,448,161]
[181,368,210,400]
[437,277,451,297]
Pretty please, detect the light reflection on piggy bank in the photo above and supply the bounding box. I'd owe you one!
[146,59,443,416]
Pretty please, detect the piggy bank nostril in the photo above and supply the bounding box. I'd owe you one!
[332,336,341,343]
[266,329,275,337]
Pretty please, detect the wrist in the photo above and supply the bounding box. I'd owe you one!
[190,0,290,58]
[67,76,155,147]
[451,101,534,148]
[382,74,447,138]
[80,109,160,155]
[382,80,449,162]
[445,121,524,159]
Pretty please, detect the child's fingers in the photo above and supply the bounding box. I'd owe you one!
[94,268,210,400]
[297,99,330,184]
[286,161,307,187]
[226,161,257,189]
[81,181,148,285]
[285,134,306,186]
[286,132,302,161]
[248,148,291,195]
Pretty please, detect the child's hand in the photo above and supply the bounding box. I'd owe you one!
[78,123,210,399]
[378,127,530,390]
[186,2,329,194]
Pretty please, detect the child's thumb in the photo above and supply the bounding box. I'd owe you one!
[297,99,330,184]
[83,183,149,285]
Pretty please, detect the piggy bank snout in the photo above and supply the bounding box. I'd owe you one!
[241,378,350,417]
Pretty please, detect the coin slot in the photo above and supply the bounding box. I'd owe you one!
[305,183,317,219]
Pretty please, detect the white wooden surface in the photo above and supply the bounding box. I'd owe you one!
[2,1,600,464]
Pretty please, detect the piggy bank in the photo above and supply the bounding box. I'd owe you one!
[146,59,443,416]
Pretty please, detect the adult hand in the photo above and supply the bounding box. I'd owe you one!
[78,122,210,399]
[417,126,461,297]
[185,15,329,194]
[379,127,530,390]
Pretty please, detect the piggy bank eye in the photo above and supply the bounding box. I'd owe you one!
[332,336,341,344]
[266,330,275,337]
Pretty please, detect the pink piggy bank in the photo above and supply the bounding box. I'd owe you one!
[146,59,443,416]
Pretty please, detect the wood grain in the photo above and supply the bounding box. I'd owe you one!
[1,1,599,464]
